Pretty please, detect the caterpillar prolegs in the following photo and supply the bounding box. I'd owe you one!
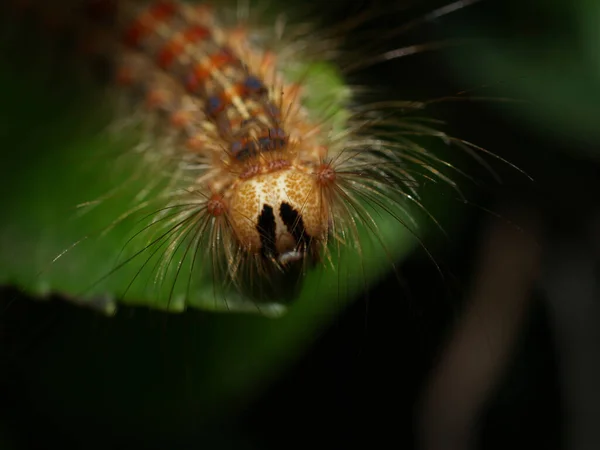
[0,0,490,315]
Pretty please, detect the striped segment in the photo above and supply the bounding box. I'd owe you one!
[157,24,210,69]
[185,48,238,93]
[118,0,291,165]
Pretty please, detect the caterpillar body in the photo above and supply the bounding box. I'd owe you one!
[1,0,485,314]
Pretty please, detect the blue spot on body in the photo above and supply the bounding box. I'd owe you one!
[245,75,265,92]
[207,96,222,115]
[259,137,271,149]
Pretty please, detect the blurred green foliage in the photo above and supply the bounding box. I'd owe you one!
[443,0,600,158]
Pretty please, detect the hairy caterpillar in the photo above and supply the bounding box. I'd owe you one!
[0,0,496,316]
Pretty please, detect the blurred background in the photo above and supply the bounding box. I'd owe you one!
[1,0,599,448]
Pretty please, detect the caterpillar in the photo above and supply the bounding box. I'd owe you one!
[0,0,493,315]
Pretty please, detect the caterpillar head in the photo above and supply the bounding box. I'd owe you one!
[227,168,330,266]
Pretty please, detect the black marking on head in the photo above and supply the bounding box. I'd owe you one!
[280,203,309,249]
[257,204,277,258]
[240,204,315,304]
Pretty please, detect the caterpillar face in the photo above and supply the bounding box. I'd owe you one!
[227,166,329,265]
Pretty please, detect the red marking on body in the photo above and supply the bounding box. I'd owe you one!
[185,49,237,92]
[123,1,177,47]
[145,89,168,109]
[170,110,191,129]
[157,25,210,69]
[240,165,261,180]
[207,194,226,217]
[221,83,248,104]
[267,160,291,173]
[316,163,336,186]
